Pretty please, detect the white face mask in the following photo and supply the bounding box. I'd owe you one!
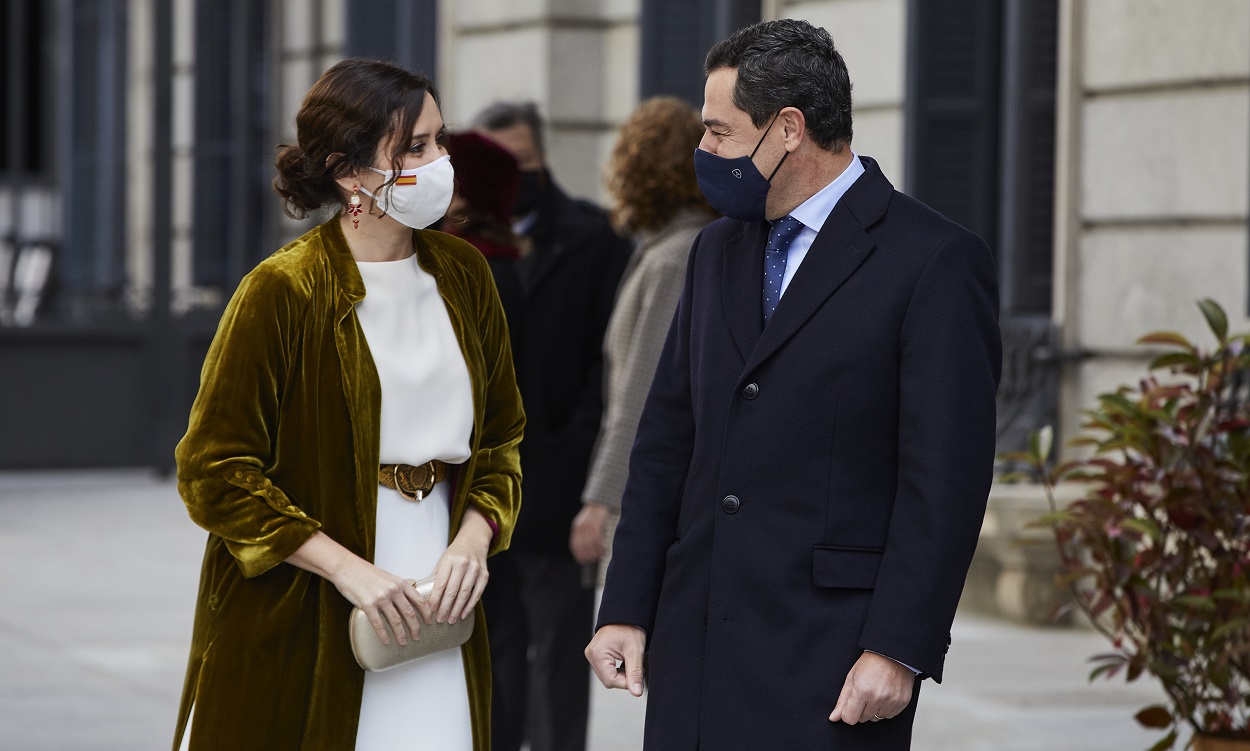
[361,154,455,230]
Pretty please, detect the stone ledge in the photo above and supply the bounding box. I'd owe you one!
[966,482,1086,626]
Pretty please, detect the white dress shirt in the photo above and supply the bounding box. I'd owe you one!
[776,152,866,298]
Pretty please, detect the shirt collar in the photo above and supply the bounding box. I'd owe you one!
[787,152,865,233]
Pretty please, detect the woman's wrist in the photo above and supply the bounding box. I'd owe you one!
[287,531,357,582]
[459,505,496,551]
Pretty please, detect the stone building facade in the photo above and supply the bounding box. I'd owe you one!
[2,1,1248,624]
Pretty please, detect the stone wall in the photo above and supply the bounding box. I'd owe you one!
[437,0,640,204]
[1055,0,1250,445]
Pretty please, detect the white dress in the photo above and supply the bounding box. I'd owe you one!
[352,253,476,751]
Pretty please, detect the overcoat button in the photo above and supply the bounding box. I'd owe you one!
[742,383,759,399]
[722,495,740,514]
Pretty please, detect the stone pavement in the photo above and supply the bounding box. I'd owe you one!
[0,470,1182,750]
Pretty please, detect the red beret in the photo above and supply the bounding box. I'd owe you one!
[448,131,520,226]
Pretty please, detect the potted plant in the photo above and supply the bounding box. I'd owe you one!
[1009,299,1250,751]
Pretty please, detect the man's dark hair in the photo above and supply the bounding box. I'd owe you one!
[704,19,853,152]
[472,100,545,156]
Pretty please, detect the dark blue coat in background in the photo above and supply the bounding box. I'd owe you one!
[597,157,1003,750]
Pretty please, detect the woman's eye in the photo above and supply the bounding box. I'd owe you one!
[409,142,424,154]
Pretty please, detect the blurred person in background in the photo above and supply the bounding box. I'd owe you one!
[173,58,523,751]
[441,130,524,354]
[570,96,715,581]
[473,100,631,751]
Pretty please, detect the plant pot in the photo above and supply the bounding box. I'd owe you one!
[1194,735,1250,751]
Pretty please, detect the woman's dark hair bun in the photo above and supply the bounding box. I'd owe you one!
[273,144,334,219]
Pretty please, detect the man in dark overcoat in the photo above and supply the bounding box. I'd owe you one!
[586,19,1002,750]
[473,101,631,751]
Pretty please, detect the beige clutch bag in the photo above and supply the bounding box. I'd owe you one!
[349,577,474,672]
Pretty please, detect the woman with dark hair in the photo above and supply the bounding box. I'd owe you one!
[173,58,523,751]
[569,96,714,577]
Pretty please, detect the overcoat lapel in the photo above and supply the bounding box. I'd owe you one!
[721,221,768,360]
[744,201,874,373]
[743,157,894,375]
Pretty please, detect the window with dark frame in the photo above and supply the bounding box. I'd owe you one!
[2,0,130,324]
[345,0,439,82]
[192,0,274,291]
[905,0,1061,454]
[640,0,760,106]
[905,0,1058,318]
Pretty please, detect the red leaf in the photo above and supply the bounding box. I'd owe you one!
[1134,704,1173,729]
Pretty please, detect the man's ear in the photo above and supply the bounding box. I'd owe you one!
[778,106,806,152]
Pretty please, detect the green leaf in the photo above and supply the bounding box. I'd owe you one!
[1137,331,1196,351]
[1134,704,1173,729]
[1212,588,1250,603]
[1145,729,1178,751]
[1089,662,1121,681]
[1171,595,1216,611]
[1149,352,1203,372]
[1121,517,1163,541]
[1198,298,1228,343]
[1209,618,1249,642]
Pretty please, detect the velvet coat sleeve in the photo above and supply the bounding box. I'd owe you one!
[175,263,321,578]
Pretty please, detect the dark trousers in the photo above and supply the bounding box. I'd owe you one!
[484,550,595,751]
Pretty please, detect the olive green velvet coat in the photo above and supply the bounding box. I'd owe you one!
[173,217,524,751]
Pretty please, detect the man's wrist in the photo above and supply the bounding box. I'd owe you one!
[864,649,920,675]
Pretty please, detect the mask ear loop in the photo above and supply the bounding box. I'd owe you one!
[766,150,790,181]
[749,111,791,182]
[749,112,781,160]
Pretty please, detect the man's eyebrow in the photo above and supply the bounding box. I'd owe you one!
[703,118,731,130]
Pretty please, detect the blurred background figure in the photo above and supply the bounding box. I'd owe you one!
[472,101,631,751]
[441,130,524,354]
[570,96,715,580]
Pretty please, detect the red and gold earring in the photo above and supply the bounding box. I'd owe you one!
[347,186,364,229]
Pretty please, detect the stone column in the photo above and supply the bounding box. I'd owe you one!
[438,0,641,204]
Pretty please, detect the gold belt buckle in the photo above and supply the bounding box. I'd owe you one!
[393,461,435,502]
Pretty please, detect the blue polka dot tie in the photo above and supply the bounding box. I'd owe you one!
[762,215,803,323]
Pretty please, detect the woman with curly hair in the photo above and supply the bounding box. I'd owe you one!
[569,96,715,577]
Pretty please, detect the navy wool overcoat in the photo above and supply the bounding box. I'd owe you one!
[597,157,1003,750]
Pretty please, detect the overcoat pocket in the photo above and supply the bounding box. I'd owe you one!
[812,545,885,589]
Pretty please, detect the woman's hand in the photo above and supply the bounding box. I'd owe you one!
[426,505,494,625]
[286,531,432,646]
[333,556,434,646]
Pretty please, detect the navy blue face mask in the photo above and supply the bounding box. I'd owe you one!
[693,113,790,222]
